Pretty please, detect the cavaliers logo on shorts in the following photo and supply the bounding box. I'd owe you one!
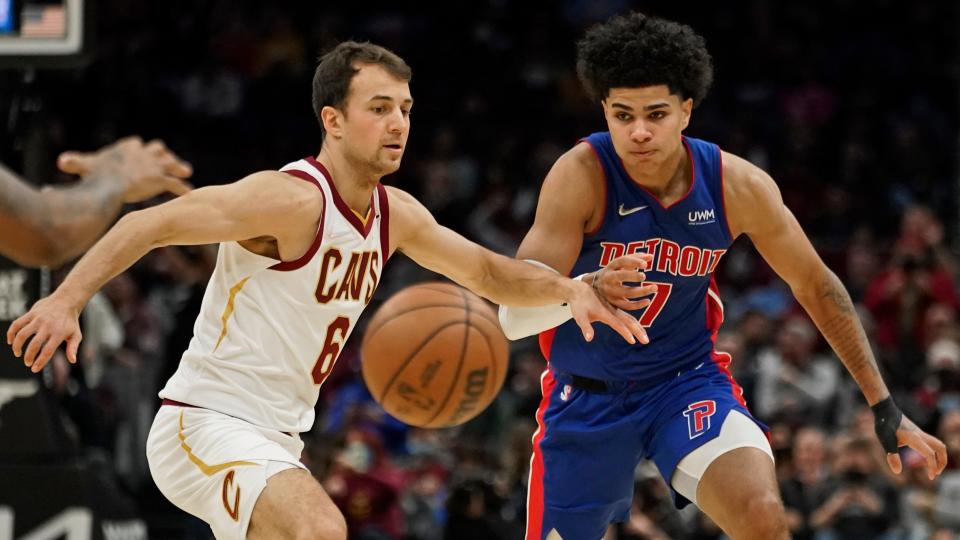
[222,469,241,521]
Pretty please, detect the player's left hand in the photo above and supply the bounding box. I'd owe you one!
[885,414,948,481]
[591,253,658,311]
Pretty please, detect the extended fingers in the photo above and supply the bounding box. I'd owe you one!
[162,175,194,196]
[22,331,46,368]
[57,151,96,175]
[602,312,636,345]
[615,309,648,344]
[33,332,66,372]
[925,432,948,476]
[886,452,902,475]
[906,434,938,479]
[10,318,38,357]
[609,253,654,270]
[6,313,30,345]
[572,312,596,342]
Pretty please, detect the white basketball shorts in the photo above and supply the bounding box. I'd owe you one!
[146,404,307,539]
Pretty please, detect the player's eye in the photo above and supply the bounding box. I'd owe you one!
[616,112,632,121]
[649,111,666,120]
[372,106,386,114]
[401,109,411,117]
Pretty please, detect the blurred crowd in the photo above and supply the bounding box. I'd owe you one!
[1,1,958,539]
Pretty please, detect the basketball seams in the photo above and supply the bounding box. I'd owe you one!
[425,287,472,427]
[375,320,468,403]
[469,325,499,406]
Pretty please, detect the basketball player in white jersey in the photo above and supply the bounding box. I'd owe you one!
[7,42,648,540]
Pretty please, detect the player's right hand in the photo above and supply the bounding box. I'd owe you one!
[591,253,658,311]
[568,280,648,345]
[6,294,83,373]
[58,136,194,203]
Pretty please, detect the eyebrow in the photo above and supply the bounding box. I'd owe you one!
[369,95,414,106]
[609,101,669,111]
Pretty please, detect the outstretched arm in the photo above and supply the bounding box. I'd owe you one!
[7,170,322,372]
[0,137,192,267]
[386,185,646,345]
[499,144,654,340]
[723,151,947,479]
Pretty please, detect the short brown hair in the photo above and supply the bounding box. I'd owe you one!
[312,41,412,141]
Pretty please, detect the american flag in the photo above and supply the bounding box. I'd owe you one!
[20,4,66,38]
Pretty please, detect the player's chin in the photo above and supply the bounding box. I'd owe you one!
[377,155,403,173]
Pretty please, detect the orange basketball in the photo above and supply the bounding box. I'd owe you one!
[361,282,509,428]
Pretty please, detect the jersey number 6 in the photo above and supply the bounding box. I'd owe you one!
[313,316,351,385]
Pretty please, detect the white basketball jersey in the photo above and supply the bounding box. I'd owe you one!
[159,157,389,433]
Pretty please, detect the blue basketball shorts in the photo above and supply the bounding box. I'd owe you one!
[524,357,768,540]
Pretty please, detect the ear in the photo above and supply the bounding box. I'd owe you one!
[321,106,344,139]
[680,98,693,130]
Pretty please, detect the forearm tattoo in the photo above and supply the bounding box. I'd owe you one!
[815,271,887,401]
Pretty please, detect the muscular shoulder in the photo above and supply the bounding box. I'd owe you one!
[536,142,604,224]
[720,151,786,239]
[235,170,324,230]
[546,142,603,196]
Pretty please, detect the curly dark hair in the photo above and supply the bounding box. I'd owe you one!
[576,12,713,106]
[312,41,412,141]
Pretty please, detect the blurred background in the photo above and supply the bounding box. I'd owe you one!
[1,1,959,539]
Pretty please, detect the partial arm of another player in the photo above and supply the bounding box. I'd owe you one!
[0,137,193,268]
[501,144,656,339]
[724,152,947,479]
[7,171,321,371]
[386,185,646,345]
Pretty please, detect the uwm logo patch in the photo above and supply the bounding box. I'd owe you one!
[688,209,716,224]
[683,400,717,439]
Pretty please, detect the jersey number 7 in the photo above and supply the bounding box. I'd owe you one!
[638,281,672,327]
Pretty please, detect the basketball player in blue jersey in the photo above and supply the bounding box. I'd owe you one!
[499,12,948,540]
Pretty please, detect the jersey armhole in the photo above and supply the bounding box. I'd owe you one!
[269,169,326,271]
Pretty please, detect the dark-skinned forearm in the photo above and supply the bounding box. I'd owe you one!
[796,269,889,405]
[0,163,125,266]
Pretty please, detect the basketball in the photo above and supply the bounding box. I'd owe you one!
[361,282,509,428]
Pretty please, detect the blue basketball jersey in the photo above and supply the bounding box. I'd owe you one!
[541,133,732,382]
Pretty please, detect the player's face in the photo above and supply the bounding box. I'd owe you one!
[602,85,692,170]
[339,64,413,175]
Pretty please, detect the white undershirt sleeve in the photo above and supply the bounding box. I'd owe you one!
[497,259,576,340]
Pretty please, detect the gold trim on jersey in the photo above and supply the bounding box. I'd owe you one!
[178,410,258,476]
[350,206,372,227]
[214,277,251,352]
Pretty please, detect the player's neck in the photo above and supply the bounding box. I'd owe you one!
[624,145,690,203]
[315,148,379,215]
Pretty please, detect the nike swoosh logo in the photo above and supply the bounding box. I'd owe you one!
[618,204,648,216]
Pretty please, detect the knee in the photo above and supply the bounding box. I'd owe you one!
[293,512,347,540]
[742,491,789,537]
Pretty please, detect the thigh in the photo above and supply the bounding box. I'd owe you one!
[527,373,640,540]
[695,446,783,536]
[247,467,345,540]
[644,365,769,508]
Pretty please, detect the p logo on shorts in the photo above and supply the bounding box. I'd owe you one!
[683,400,716,439]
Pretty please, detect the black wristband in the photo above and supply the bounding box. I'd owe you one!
[871,396,903,454]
